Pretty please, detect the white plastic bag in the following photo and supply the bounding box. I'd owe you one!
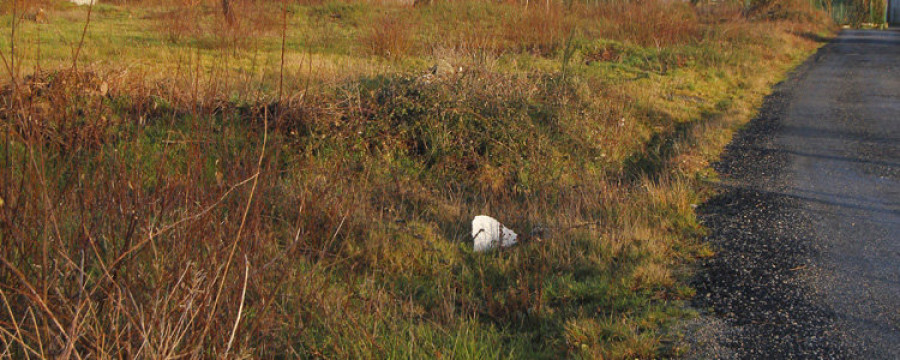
[472,215,518,252]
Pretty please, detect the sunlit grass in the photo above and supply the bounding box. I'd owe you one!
[0,0,834,358]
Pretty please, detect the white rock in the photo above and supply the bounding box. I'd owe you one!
[472,215,518,252]
[70,0,97,5]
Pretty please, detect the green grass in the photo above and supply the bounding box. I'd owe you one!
[0,0,834,358]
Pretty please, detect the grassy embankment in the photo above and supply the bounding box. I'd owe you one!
[0,0,832,358]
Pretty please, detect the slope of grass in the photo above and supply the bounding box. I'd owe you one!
[0,0,833,358]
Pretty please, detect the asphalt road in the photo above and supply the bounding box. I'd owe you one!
[689,30,900,358]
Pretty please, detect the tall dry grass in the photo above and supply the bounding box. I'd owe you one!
[362,13,417,58]
[594,0,702,48]
[0,2,291,357]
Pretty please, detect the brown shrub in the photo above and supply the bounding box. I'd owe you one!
[504,6,577,55]
[596,0,702,47]
[152,0,284,47]
[362,13,417,58]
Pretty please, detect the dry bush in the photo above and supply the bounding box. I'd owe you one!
[154,2,203,42]
[361,13,417,58]
[0,67,277,358]
[422,1,578,57]
[225,0,285,35]
[151,0,284,47]
[504,6,577,55]
[697,0,747,24]
[0,0,55,14]
[596,0,702,47]
[437,24,502,56]
[0,63,393,357]
[1,0,69,25]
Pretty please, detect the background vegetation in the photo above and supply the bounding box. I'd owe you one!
[811,0,887,26]
[1,0,833,358]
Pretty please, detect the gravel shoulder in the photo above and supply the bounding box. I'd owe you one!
[686,30,900,359]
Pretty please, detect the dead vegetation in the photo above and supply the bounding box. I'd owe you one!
[0,0,834,358]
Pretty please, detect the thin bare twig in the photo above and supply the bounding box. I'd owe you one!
[279,0,287,102]
[0,256,67,341]
[223,256,250,357]
[0,289,35,360]
[72,0,95,71]
[107,174,257,273]
[198,106,268,355]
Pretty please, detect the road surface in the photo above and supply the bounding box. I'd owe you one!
[689,30,900,358]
